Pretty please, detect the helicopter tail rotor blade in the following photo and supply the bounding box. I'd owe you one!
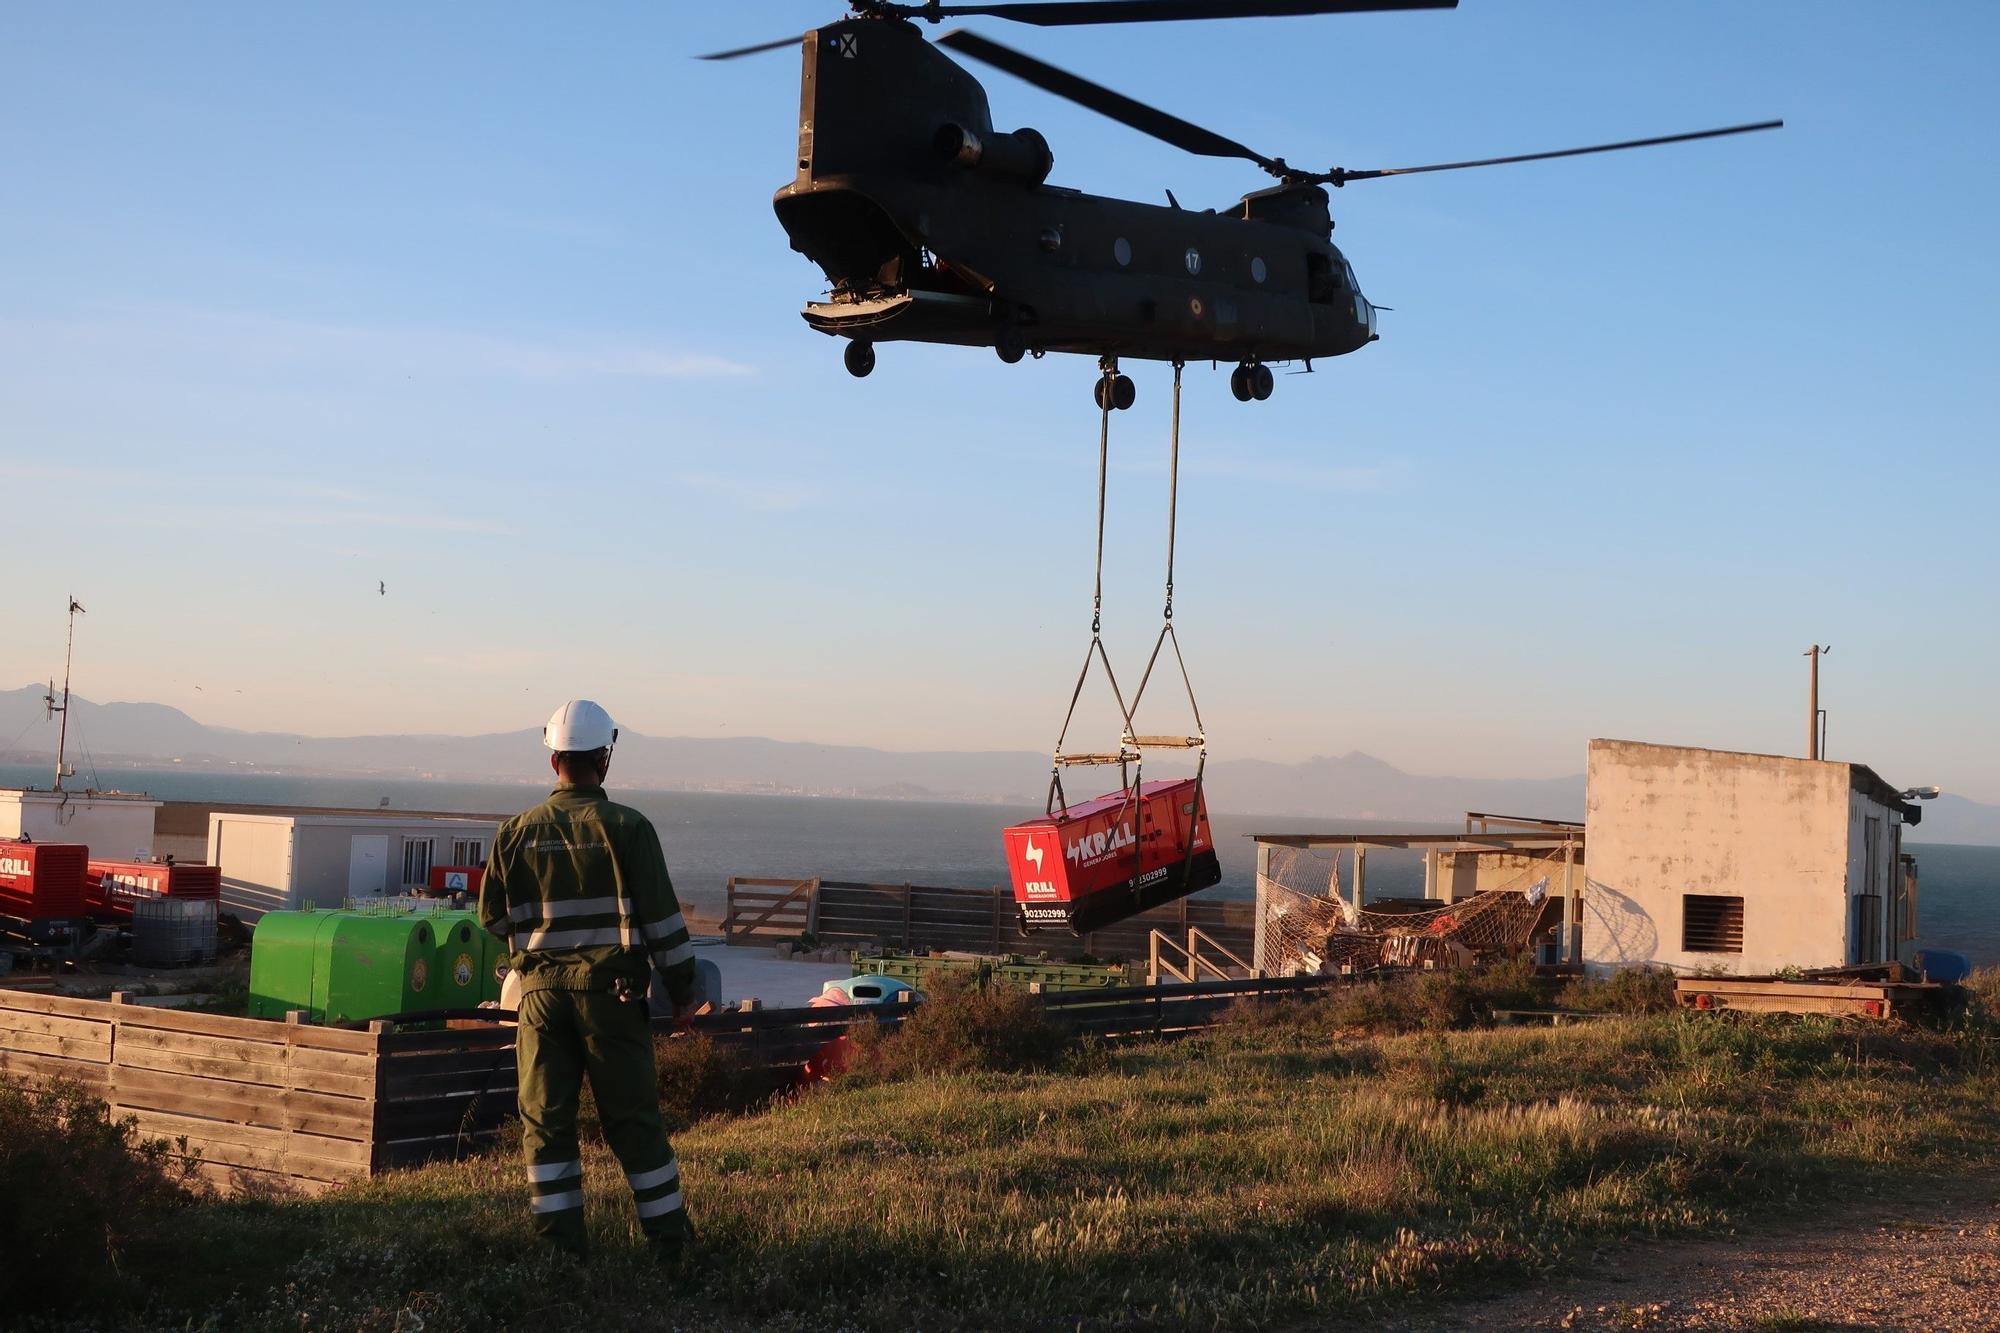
[926,0,1455,24]
[1325,120,1783,184]
[935,30,1284,173]
[697,33,807,61]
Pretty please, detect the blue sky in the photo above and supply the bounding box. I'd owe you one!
[2,2,1996,801]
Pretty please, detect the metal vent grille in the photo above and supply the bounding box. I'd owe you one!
[1682,894,1745,954]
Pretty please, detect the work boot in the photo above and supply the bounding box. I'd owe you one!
[537,1214,590,1262]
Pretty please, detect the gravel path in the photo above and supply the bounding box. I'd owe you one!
[1378,1178,2000,1332]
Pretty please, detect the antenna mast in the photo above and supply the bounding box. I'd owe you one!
[46,597,85,791]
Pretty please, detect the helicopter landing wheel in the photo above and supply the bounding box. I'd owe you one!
[1095,373,1136,410]
[1230,365,1253,402]
[995,325,1027,364]
[1251,363,1274,400]
[843,340,875,378]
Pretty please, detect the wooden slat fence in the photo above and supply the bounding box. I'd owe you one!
[0,990,381,1196]
[720,878,817,944]
[725,876,1255,962]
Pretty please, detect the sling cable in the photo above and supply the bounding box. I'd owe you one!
[1005,360,1221,936]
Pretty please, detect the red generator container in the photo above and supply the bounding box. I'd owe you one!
[1003,778,1221,934]
[84,859,223,920]
[428,865,486,896]
[0,840,90,921]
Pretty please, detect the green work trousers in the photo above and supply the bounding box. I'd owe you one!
[516,987,691,1255]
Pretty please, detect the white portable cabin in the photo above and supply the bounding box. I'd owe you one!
[208,811,501,921]
[1583,739,1922,976]
[0,788,161,860]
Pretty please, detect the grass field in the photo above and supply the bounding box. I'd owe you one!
[19,975,2000,1332]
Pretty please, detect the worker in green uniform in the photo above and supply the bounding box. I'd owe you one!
[479,698,697,1261]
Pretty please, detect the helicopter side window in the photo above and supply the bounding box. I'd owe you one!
[1306,253,1344,305]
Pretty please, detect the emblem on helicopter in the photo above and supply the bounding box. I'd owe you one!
[1183,247,1201,276]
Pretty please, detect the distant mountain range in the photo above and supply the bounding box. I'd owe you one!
[4,684,1995,842]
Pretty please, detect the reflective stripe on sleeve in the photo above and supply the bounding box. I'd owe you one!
[650,940,695,970]
[638,911,687,943]
[530,1189,585,1214]
[634,1190,685,1219]
[627,1161,679,1192]
[527,1160,582,1184]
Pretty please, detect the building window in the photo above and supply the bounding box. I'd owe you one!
[1682,894,1744,953]
[402,838,434,886]
[451,839,486,867]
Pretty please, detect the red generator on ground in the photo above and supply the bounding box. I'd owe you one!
[428,865,486,896]
[1003,778,1221,934]
[0,839,90,922]
[84,859,223,920]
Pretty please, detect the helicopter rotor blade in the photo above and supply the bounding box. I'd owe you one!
[922,0,1455,24]
[697,33,806,61]
[935,30,1284,173]
[1324,120,1784,184]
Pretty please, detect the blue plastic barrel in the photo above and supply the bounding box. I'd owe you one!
[1914,949,1972,983]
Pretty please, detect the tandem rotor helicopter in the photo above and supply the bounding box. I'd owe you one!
[705,0,1779,406]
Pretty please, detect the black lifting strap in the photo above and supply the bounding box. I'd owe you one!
[1129,361,1207,747]
[1048,359,1136,818]
[1126,361,1208,891]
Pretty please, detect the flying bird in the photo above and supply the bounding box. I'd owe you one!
[379,581,386,596]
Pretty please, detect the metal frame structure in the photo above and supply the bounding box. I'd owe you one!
[1248,812,1585,966]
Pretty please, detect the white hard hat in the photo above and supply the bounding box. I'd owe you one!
[543,699,618,752]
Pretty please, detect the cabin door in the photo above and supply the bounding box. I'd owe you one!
[1852,816,1887,965]
[348,834,389,900]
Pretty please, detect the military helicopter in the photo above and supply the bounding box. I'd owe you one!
[706,1,1779,405]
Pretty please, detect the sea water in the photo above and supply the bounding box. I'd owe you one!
[7,764,1996,965]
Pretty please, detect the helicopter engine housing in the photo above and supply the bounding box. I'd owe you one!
[934,123,1053,187]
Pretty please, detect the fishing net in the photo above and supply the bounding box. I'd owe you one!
[1256,844,1560,976]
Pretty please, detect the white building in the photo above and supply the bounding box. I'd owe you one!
[0,788,161,860]
[1583,739,1921,976]
[208,811,500,920]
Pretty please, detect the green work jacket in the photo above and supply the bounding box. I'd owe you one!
[479,783,696,1004]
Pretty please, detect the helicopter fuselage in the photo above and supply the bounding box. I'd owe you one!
[771,18,1376,367]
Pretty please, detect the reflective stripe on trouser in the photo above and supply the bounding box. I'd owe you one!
[516,986,691,1248]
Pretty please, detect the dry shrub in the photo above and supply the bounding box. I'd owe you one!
[850,973,1072,1078]
[1964,967,2000,1022]
[1557,966,1679,1015]
[654,1033,781,1130]
[1226,963,1554,1040]
[0,1079,200,1313]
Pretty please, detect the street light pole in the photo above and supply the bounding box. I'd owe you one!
[1804,644,1830,760]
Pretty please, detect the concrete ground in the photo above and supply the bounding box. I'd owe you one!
[696,938,854,1008]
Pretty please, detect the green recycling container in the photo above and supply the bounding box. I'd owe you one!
[430,912,504,1008]
[250,909,458,1023]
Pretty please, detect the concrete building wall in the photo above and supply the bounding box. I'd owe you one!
[1583,740,1853,975]
[1438,849,1581,904]
[0,790,161,861]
